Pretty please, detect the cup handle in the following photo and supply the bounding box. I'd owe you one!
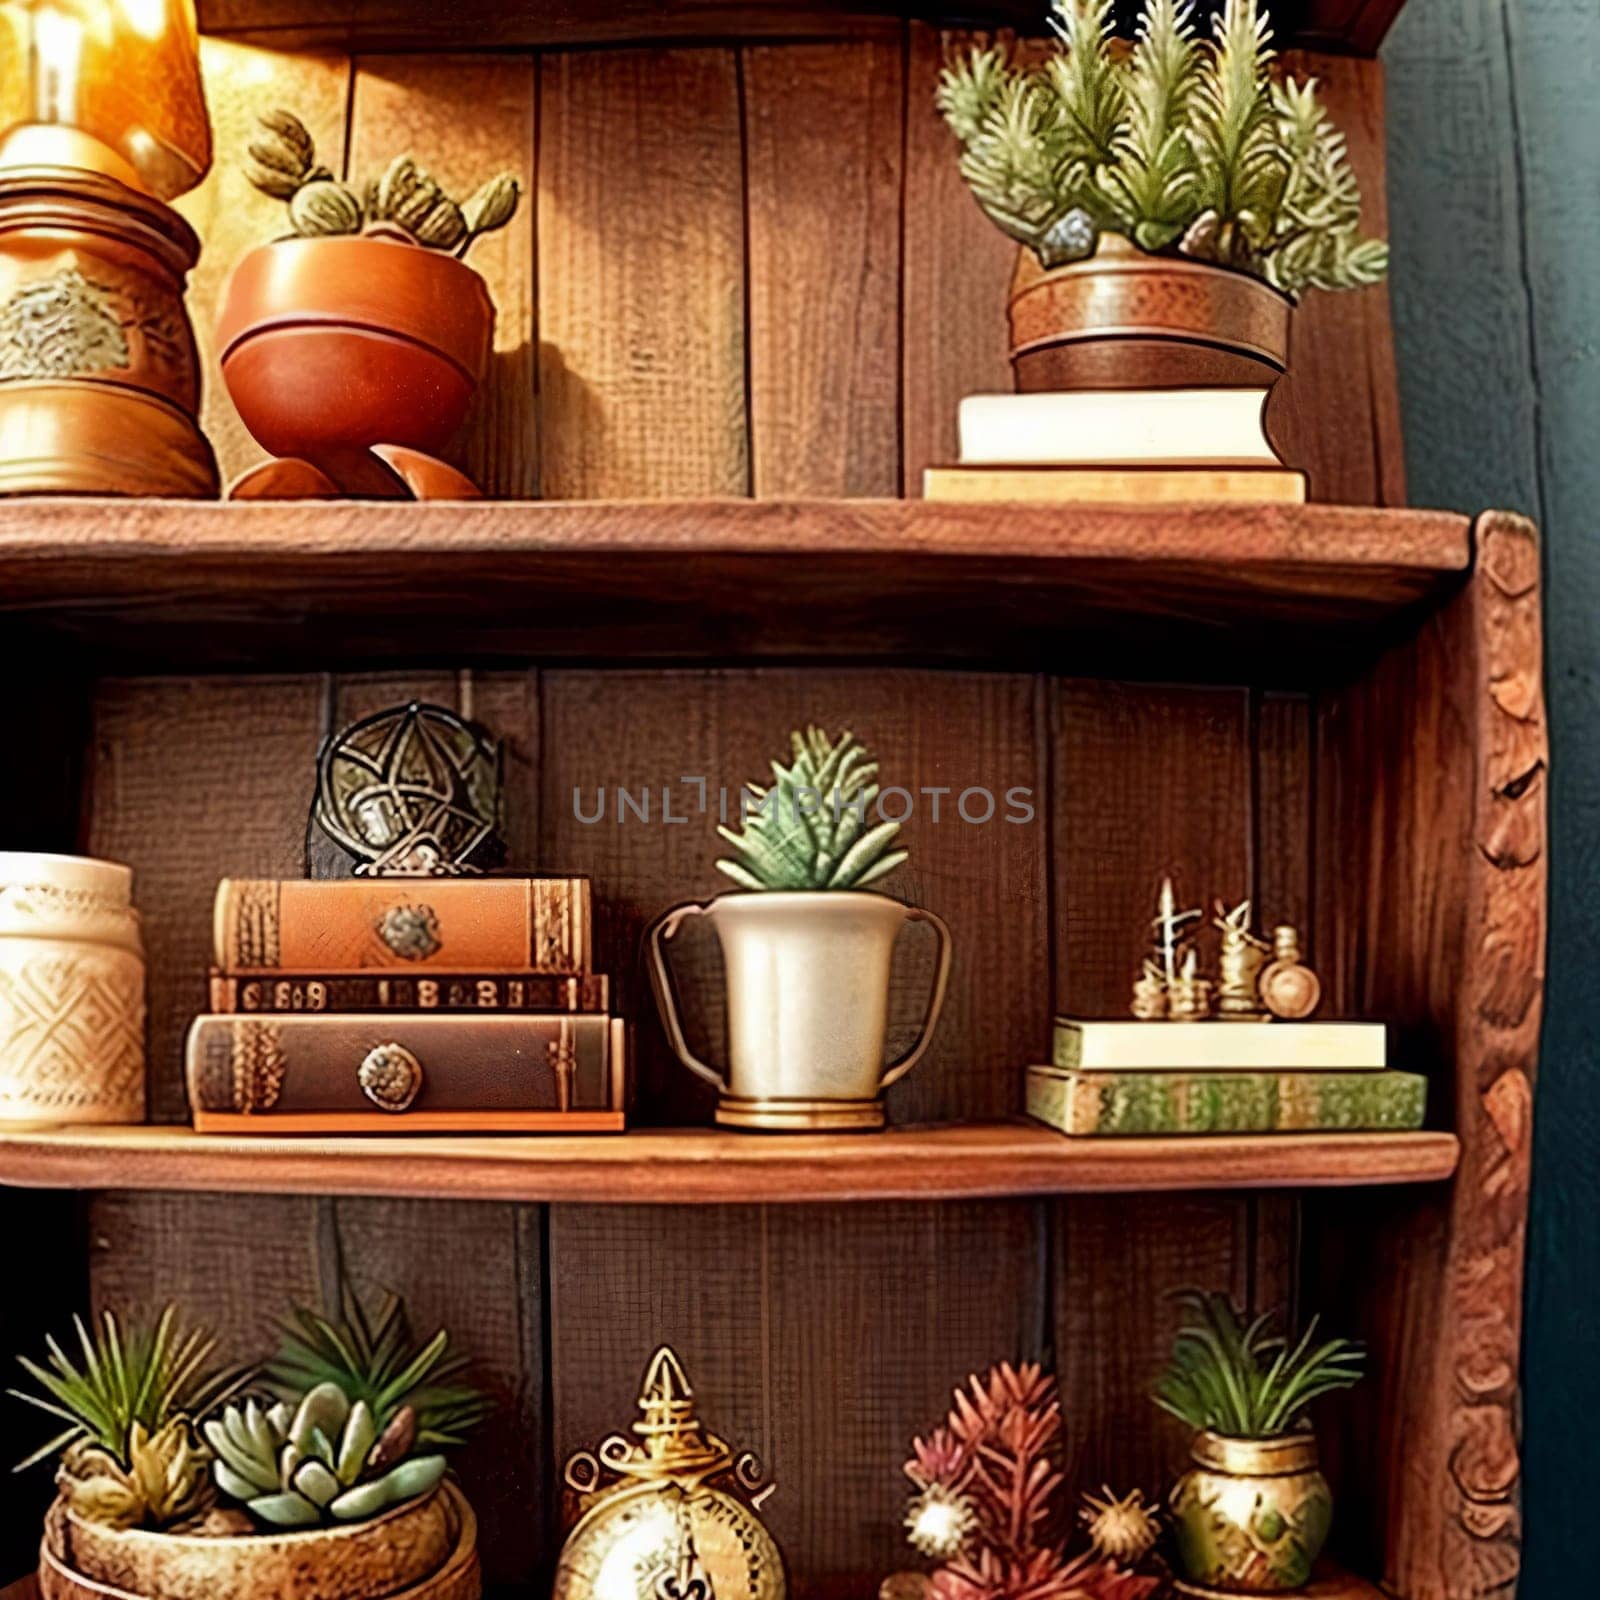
[878,906,954,1091]
[644,901,729,1093]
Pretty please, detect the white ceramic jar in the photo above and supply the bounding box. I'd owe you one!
[0,851,146,1123]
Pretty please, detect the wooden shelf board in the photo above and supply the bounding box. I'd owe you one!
[0,1121,1459,1204]
[0,498,1470,672]
[194,2,1401,56]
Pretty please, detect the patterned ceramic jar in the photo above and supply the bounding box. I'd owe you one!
[0,852,146,1123]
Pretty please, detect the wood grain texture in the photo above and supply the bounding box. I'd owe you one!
[0,1123,1461,1202]
[743,40,903,495]
[347,56,537,496]
[1311,513,1545,1600]
[176,40,350,490]
[1049,679,1259,1497]
[87,677,325,1120]
[0,499,1472,672]
[540,667,1046,1124]
[1268,51,1405,505]
[900,24,1018,490]
[537,48,747,497]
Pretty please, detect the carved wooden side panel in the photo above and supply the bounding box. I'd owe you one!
[1427,512,1545,1598]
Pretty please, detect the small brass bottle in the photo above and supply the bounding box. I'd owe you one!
[1258,925,1321,1019]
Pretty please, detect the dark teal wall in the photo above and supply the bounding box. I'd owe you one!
[1384,0,1599,1589]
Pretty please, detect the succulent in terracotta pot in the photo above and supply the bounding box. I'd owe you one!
[217,110,522,498]
[937,0,1389,394]
[14,1294,488,1600]
[1153,1291,1365,1593]
[647,726,952,1132]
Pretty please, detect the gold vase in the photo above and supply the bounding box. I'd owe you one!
[1168,1432,1333,1595]
[646,890,952,1131]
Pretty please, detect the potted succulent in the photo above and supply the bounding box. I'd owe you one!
[937,0,1388,395]
[1153,1291,1365,1593]
[14,1293,488,1600]
[646,727,952,1132]
[216,110,521,498]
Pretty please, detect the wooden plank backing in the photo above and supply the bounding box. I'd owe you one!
[537,47,748,497]
[347,56,538,496]
[1049,679,1260,1495]
[743,39,903,496]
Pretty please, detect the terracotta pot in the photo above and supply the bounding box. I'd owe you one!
[41,1484,480,1600]
[1007,235,1293,393]
[0,852,145,1124]
[0,167,217,497]
[1167,1431,1333,1593]
[217,236,494,475]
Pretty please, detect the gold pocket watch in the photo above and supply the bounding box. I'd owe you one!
[553,1347,786,1600]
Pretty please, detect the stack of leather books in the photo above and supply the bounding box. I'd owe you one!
[184,876,625,1134]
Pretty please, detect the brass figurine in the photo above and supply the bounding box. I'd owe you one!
[1167,948,1215,1021]
[1259,925,1322,1019]
[1214,899,1271,1019]
[1130,881,1320,1022]
[553,1347,785,1600]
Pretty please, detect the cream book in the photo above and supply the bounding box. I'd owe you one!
[1052,1018,1386,1071]
[922,465,1306,505]
[956,388,1277,467]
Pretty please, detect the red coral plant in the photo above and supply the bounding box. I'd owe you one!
[903,1363,1160,1600]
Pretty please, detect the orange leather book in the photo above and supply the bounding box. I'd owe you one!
[213,877,592,975]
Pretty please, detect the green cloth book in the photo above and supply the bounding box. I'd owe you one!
[1026,1064,1427,1137]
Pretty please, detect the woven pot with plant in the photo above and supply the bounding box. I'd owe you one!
[938,0,1388,396]
[1153,1291,1365,1594]
[215,110,522,499]
[646,726,952,1132]
[14,1294,488,1600]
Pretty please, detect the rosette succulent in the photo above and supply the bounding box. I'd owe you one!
[206,1383,447,1528]
[245,109,520,258]
[57,1421,213,1531]
[715,727,908,892]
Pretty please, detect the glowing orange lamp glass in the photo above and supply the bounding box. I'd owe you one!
[0,0,218,495]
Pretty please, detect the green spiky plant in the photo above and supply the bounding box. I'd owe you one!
[245,109,520,257]
[9,1306,252,1530]
[267,1287,490,1449]
[936,0,1387,293]
[206,1383,447,1529]
[1153,1291,1365,1437]
[715,727,908,892]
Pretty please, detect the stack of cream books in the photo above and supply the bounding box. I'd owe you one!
[923,389,1307,505]
[1027,1018,1425,1137]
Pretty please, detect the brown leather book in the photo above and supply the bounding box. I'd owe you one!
[185,1013,626,1133]
[213,877,592,975]
[209,971,611,1015]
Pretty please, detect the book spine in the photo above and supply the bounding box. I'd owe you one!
[209,971,611,1014]
[1026,1068,1426,1136]
[186,1013,616,1116]
[213,878,591,974]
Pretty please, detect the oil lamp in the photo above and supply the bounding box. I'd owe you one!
[0,1,217,494]
[554,1347,786,1600]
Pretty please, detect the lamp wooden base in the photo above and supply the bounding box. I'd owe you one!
[0,168,217,498]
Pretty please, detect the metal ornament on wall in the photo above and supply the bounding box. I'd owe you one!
[308,701,505,877]
[553,1347,785,1600]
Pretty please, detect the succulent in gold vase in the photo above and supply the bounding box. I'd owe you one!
[1153,1291,1365,1593]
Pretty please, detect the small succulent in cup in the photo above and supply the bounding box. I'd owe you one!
[245,109,520,258]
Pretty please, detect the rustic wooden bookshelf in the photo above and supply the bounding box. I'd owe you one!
[0,4,1542,1600]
